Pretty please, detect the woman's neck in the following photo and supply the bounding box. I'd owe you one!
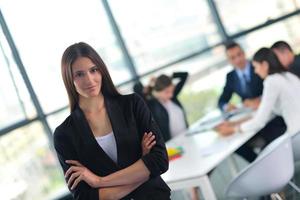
[79,93,105,114]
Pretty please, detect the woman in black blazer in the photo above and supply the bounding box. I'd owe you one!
[53,42,170,200]
[147,72,189,142]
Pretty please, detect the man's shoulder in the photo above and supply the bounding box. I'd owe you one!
[226,69,237,79]
[294,54,300,65]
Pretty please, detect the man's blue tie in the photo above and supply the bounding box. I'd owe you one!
[242,73,252,97]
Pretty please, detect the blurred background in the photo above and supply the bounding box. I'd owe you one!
[1,0,300,199]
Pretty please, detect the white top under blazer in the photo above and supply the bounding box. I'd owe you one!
[241,72,300,136]
[95,132,118,163]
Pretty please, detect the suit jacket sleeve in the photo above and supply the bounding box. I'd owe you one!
[132,94,169,178]
[218,73,234,110]
[53,127,99,200]
[172,72,188,97]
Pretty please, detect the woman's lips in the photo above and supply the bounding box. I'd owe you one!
[86,85,96,90]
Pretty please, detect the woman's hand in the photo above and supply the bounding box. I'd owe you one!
[141,132,156,156]
[215,121,235,136]
[65,160,101,190]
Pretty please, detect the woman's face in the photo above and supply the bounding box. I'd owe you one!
[252,60,269,79]
[72,57,102,98]
[156,84,175,102]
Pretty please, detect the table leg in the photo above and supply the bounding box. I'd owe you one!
[198,175,217,200]
[167,175,217,200]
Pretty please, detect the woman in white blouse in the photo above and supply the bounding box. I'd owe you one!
[217,47,300,137]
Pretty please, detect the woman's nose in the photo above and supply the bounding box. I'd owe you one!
[85,72,93,82]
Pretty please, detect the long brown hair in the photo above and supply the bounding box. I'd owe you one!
[61,42,120,112]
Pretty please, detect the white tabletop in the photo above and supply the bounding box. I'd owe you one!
[162,108,256,186]
[162,129,256,184]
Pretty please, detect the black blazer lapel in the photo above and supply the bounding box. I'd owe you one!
[71,106,119,175]
[105,96,132,168]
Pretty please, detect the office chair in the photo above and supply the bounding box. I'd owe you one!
[225,134,294,200]
[288,132,300,195]
[292,132,300,162]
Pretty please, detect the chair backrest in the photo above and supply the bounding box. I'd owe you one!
[292,132,300,162]
[226,134,294,198]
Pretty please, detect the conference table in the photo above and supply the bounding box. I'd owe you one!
[161,108,257,200]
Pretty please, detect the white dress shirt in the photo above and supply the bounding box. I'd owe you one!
[241,72,300,136]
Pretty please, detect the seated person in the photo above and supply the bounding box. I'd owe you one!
[216,47,300,139]
[218,42,263,111]
[147,72,189,142]
[146,72,201,200]
[271,40,300,78]
[218,41,286,162]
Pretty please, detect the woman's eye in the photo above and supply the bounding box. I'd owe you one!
[91,68,99,73]
[75,72,85,77]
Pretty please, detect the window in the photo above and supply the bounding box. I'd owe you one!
[215,0,300,35]
[234,15,300,56]
[47,109,69,133]
[109,0,221,74]
[0,122,66,200]
[0,0,132,114]
[0,27,36,129]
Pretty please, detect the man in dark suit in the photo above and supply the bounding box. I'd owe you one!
[218,42,263,111]
[218,41,286,163]
[271,40,300,78]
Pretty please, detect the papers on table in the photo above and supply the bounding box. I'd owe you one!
[186,107,253,136]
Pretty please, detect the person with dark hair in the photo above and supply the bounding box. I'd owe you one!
[53,42,170,200]
[271,40,300,77]
[217,47,300,138]
[147,72,189,142]
[146,72,201,200]
[218,41,286,163]
[219,41,263,111]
